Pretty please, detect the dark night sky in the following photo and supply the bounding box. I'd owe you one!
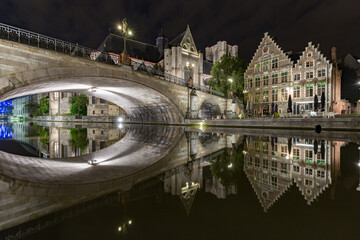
[1,0,359,62]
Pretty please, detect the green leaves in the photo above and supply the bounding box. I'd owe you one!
[69,94,88,116]
[36,97,49,116]
[209,55,247,98]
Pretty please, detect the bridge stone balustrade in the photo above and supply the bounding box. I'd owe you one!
[0,38,230,123]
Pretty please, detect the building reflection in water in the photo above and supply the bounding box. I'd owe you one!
[243,135,343,212]
[4,122,127,159]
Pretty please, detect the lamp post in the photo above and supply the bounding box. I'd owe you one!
[117,18,133,65]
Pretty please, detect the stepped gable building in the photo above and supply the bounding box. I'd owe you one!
[244,33,346,115]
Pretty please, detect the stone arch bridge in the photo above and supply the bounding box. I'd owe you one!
[0,23,233,123]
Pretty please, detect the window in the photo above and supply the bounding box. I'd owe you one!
[272,74,278,84]
[184,66,194,82]
[263,76,269,86]
[316,152,325,165]
[272,89,278,101]
[255,77,261,87]
[255,157,260,167]
[281,163,287,174]
[100,141,106,149]
[93,111,95,114]
[255,92,260,103]
[305,61,314,67]
[248,157,253,166]
[272,143,278,156]
[317,170,325,178]
[255,63,261,73]
[263,61,269,71]
[54,92,59,101]
[101,110,104,114]
[294,86,300,98]
[318,69,326,77]
[248,79,253,88]
[280,145,288,157]
[317,82,326,96]
[306,84,314,97]
[271,176,278,187]
[263,159,268,169]
[306,71,314,79]
[305,179,313,186]
[305,168,313,176]
[281,88,288,101]
[293,165,300,173]
[92,96,96,104]
[61,92,67,99]
[272,59,278,69]
[271,161,277,172]
[305,150,313,163]
[100,98,106,104]
[281,72,288,82]
[294,74,301,81]
[293,148,300,161]
[263,91,269,103]
[263,142,269,154]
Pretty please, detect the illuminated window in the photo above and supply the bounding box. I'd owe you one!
[272,59,278,69]
[281,72,288,82]
[263,91,269,103]
[306,84,314,97]
[272,89,278,101]
[294,86,300,98]
[305,61,314,67]
[272,74,278,84]
[305,179,313,186]
[281,88,288,101]
[263,61,269,71]
[317,82,326,96]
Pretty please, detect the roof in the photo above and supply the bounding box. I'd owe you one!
[97,33,162,62]
[168,31,186,47]
[203,60,213,75]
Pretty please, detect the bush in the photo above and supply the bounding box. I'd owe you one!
[273,112,280,118]
[239,113,244,119]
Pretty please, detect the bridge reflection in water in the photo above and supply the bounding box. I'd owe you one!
[0,126,360,239]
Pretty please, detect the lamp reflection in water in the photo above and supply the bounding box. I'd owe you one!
[117,191,132,235]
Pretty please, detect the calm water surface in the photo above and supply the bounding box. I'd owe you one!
[0,122,360,240]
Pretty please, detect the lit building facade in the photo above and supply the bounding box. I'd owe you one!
[244,33,344,115]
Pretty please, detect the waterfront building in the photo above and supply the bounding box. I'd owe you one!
[12,94,46,118]
[49,92,72,116]
[98,26,237,86]
[87,96,125,117]
[244,33,347,115]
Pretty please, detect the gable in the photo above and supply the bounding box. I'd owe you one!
[294,42,330,69]
[180,25,198,53]
[245,32,293,76]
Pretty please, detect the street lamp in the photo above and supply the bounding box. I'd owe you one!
[117,18,133,64]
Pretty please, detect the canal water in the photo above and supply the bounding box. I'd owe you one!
[0,122,360,240]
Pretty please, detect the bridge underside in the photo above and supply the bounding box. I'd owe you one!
[0,77,183,123]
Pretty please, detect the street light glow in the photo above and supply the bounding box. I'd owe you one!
[186,62,189,67]
[118,226,122,232]
[128,220,132,225]
[228,78,233,83]
[118,25,122,30]
[228,163,233,168]
[128,30,132,36]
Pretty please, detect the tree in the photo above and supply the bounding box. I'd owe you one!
[69,94,88,116]
[37,97,49,115]
[26,102,40,116]
[208,55,247,98]
[69,128,88,152]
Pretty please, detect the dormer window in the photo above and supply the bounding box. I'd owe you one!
[183,44,188,50]
[190,46,195,52]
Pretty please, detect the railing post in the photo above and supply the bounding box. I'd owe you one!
[54,39,57,51]
[37,35,39,47]
[17,29,20,42]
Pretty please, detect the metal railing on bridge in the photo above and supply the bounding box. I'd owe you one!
[0,22,225,98]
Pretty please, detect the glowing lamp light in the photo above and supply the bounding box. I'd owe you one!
[228,78,233,83]
[191,63,195,67]
[228,163,233,168]
[128,220,132,225]
[186,62,190,67]
[286,155,290,159]
[118,226,122,232]
[357,162,360,167]
[118,25,122,30]
[118,117,124,122]
[88,160,98,165]
[128,30,133,36]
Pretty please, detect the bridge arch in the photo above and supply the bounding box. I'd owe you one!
[198,97,222,119]
[0,65,185,123]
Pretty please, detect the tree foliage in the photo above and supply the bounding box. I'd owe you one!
[37,97,49,116]
[69,128,88,152]
[210,143,244,188]
[208,55,247,98]
[69,94,88,116]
